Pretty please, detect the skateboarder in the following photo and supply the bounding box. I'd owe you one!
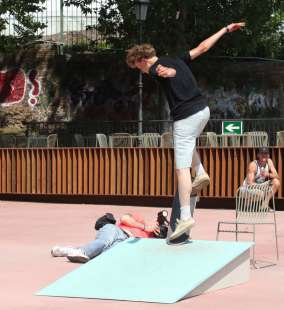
[127,22,245,241]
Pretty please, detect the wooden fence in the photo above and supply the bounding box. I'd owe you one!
[0,147,283,199]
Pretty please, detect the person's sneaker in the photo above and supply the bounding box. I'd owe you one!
[169,218,195,241]
[192,173,210,195]
[67,248,90,264]
[167,233,190,246]
[51,246,76,257]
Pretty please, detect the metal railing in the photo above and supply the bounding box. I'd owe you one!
[24,118,284,146]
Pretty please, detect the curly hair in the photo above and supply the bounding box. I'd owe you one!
[126,44,156,68]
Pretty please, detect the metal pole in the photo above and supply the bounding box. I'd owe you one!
[59,0,64,55]
[138,20,143,138]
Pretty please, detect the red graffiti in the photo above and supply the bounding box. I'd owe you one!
[0,68,41,108]
[0,69,26,106]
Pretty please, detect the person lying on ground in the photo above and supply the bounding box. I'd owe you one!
[51,212,162,263]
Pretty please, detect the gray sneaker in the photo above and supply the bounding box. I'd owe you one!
[192,173,210,194]
[169,218,195,241]
[51,246,76,257]
[67,248,90,263]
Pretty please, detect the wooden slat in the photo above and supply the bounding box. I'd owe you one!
[0,147,282,200]
[138,149,144,196]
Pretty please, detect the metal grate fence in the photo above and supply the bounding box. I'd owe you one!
[1,0,107,47]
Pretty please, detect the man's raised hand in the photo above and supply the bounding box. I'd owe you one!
[227,22,246,33]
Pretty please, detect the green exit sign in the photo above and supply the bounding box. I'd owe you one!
[222,121,243,135]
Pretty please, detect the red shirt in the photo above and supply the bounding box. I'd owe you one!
[118,213,153,238]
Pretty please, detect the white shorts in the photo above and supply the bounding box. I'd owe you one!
[173,106,210,169]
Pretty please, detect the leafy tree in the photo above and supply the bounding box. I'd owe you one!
[0,0,46,52]
[66,0,283,58]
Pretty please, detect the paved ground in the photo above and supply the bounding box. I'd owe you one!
[0,200,284,310]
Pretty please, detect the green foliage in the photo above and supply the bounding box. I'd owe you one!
[66,0,283,58]
[0,0,46,52]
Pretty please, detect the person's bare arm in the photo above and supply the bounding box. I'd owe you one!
[268,159,280,180]
[246,161,257,185]
[189,22,246,60]
[156,64,176,78]
[120,214,159,233]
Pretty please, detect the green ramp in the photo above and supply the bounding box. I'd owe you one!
[37,239,253,304]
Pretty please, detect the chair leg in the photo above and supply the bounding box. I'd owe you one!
[235,223,238,241]
[216,222,220,240]
[273,211,279,261]
[252,224,256,268]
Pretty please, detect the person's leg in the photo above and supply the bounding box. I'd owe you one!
[169,107,210,241]
[167,193,198,244]
[80,224,128,259]
[170,192,198,232]
[192,148,206,177]
[271,178,280,196]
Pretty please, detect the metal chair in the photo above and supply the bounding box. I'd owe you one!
[109,133,132,147]
[142,133,161,147]
[0,135,16,148]
[218,135,241,147]
[96,133,108,147]
[85,134,97,147]
[196,134,208,147]
[206,132,218,147]
[15,136,28,148]
[73,134,85,147]
[27,136,48,147]
[276,131,284,146]
[216,181,279,268]
[244,131,269,147]
[47,134,58,147]
[160,132,173,148]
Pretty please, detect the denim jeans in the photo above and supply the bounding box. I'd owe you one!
[81,224,128,259]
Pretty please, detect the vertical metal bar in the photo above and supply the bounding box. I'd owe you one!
[138,21,143,138]
[60,0,64,47]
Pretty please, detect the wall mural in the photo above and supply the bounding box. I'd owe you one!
[0,68,41,108]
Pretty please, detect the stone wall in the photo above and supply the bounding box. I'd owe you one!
[0,44,283,131]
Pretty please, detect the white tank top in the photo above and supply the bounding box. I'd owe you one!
[243,160,269,185]
[253,160,269,184]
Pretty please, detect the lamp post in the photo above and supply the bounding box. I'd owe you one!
[134,0,150,138]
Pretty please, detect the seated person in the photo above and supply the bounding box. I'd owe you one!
[244,147,280,198]
[51,212,161,264]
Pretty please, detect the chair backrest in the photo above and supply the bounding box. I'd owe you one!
[276,131,284,146]
[206,132,218,147]
[15,136,28,148]
[73,134,85,147]
[86,134,97,147]
[0,135,16,148]
[196,134,207,147]
[96,133,108,147]
[160,132,173,148]
[236,181,273,223]
[244,131,268,147]
[142,133,161,147]
[47,134,58,147]
[109,133,132,147]
[27,136,48,147]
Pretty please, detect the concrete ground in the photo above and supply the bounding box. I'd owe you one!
[0,200,284,310]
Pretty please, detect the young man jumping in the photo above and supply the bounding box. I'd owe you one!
[127,22,245,242]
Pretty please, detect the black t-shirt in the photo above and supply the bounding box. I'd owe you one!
[149,53,207,121]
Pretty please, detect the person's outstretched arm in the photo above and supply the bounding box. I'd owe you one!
[189,22,246,60]
[155,22,245,78]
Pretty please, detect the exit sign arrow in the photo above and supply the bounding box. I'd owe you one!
[225,124,240,132]
[222,121,243,135]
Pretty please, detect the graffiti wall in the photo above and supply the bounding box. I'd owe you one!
[0,45,283,130]
[0,68,41,108]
